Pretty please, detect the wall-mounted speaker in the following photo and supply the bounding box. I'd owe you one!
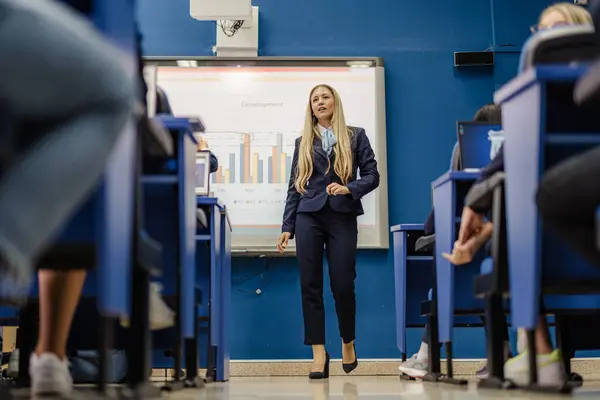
[454,51,495,67]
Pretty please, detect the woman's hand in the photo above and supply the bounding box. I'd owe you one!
[277,232,292,253]
[457,207,484,245]
[326,183,350,196]
[443,221,494,265]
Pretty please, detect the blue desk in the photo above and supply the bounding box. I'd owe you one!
[495,65,600,330]
[391,224,433,359]
[432,171,481,343]
[196,197,232,382]
[141,116,201,389]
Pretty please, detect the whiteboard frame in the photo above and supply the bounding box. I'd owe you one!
[144,57,389,255]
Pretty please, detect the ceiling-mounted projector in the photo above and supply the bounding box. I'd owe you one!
[190,0,252,21]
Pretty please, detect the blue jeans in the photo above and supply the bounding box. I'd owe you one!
[0,0,136,287]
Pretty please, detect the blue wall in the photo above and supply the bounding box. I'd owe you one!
[138,0,556,360]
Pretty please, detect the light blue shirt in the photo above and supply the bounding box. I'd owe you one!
[317,124,337,156]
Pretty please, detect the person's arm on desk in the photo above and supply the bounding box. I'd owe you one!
[443,145,504,264]
[277,138,301,253]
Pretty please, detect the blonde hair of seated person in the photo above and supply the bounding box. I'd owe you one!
[537,2,592,30]
[295,84,353,194]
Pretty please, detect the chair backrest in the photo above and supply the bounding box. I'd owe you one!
[156,87,174,115]
[449,141,461,171]
[519,25,599,72]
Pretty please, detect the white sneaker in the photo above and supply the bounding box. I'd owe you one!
[29,352,73,398]
[398,354,418,374]
[399,354,428,378]
[120,282,175,330]
[504,350,563,387]
[517,328,528,354]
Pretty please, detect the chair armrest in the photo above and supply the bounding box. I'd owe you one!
[464,172,505,214]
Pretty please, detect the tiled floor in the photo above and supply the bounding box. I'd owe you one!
[167,376,600,399]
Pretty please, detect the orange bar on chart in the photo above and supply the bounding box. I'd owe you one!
[216,166,223,184]
[252,153,259,184]
[271,147,279,182]
[280,153,287,184]
[224,169,230,184]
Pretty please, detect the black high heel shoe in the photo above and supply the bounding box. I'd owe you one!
[343,343,358,374]
[309,352,330,380]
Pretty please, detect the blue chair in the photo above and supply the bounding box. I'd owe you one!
[391,224,436,379]
[393,142,478,383]
[469,173,511,388]
[495,24,600,392]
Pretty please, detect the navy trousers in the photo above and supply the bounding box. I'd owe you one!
[295,202,358,345]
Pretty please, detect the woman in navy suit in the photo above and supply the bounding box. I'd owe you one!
[276,84,380,379]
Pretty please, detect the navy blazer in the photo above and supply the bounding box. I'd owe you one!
[281,127,380,238]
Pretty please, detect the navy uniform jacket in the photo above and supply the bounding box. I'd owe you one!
[282,127,380,238]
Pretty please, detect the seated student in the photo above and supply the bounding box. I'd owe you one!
[445,2,593,387]
[422,104,502,236]
[400,104,512,380]
[445,147,561,386]
[0,0,136,397]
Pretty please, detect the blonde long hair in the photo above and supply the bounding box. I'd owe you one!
[295,84,353,194]
[539,2,592,25]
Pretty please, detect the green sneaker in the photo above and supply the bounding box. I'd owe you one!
[504,350,563,387]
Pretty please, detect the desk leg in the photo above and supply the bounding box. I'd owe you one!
[438,342,467,386]
[423,309,441,382]
[125,136,161,399]
[184,304,204,388]
[97,315,115,396]
[15,302,35,388]
[424,255,441,383]
[127,264,151,387]
[163,214,184,392]
[204,244,216,383]
[478,293,506,390]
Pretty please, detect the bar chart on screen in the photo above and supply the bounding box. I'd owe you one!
[208,131,297,186]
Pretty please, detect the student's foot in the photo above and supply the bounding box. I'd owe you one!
[30,352,73,398]
[398,354,428,379]
[504,350,563,387]
[120,282,175,330]
[475,342,512,380]
[475,364,489,380]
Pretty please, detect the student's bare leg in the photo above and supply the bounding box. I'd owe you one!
[35,270,86,359]
[505,317,561,387]
[534,317,553,355]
